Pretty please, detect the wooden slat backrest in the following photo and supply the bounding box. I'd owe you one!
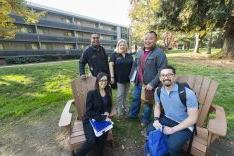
[71,77,96,120]
[176,75,218,127]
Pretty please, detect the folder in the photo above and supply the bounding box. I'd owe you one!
[89,119,113,137]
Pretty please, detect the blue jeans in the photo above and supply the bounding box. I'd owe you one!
[147,116,192,156]
[128,84,153,124]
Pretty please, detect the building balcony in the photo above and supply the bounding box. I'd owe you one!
[12,15,117,36]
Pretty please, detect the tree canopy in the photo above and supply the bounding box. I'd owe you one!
[0,0,44,38]
[130,0,233,57]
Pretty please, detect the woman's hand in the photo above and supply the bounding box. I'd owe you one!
[110,77,115,84]
[103,112,110,116]
[105,117,111,122]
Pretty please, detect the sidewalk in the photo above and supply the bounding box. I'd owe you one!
[0,60,76,68]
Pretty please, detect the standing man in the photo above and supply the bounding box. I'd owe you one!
[147,65,198,156]
[79,33,109,78]
[128,31,168,126]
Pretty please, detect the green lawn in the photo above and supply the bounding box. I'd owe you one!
[0,51,233,142]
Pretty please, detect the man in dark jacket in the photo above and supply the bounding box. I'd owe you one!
[79,33,109,78]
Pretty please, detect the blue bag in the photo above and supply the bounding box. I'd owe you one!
[144,129,168,156]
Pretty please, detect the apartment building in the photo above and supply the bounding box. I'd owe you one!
[0,2,130,64]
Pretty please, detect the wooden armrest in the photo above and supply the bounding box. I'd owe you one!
[207,104,227,136]
[58,99,75,127]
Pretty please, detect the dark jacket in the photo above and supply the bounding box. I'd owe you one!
[83,89,112,121]
[79,45,110,76]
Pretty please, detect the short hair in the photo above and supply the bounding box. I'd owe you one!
[160,65,176,74]
[115,39,128,53]
[146,31,157,38]
[91,33,99,37]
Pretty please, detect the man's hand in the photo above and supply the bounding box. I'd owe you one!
[153,120,162,130]
[163,126,176,135]
[145,84,153,90]
[80,75,87,79]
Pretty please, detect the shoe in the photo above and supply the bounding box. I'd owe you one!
[141,122,146,127]
[141,129,147,138]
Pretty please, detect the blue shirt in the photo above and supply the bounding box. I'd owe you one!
[154,83,198,123]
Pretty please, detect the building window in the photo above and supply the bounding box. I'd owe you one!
[1,42,38,50]
[32,43,38,50]
[0,43,3,50]
[18,25,34,33]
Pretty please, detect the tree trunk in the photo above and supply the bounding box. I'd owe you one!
[223,19,234,59]
[193,33,200,53]
[207,32,212,54]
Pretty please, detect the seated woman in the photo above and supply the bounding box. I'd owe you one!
[75,72,112,156]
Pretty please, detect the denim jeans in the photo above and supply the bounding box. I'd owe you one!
[75,120,107,156]
[146,116,192,156]
[128,84,153,124]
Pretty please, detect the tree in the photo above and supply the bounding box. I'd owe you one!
[0,0,44,39]
[130,0,233,57]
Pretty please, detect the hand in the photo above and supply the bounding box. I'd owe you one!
[145,84,153,90]
[105,117,111,122]
[103,112,110,116]
[110,77,115,84]
[80,75,87,79]
[153,120,162,130]
[163,126,176,135]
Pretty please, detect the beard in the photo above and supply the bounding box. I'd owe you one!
[163,79,172,87]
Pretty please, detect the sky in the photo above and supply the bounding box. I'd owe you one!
[26,0,131,26]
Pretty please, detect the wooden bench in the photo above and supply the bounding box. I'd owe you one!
[58,76,115,154]
[176,75,227,156]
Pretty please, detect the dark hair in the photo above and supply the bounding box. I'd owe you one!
[91,32,99,36]
[95,72,112,108]
[160,65,176,74]
[146,31,157,38]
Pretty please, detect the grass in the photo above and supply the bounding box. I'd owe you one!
[0,50,233,143]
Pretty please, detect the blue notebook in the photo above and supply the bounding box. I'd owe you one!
[89,119,113,137]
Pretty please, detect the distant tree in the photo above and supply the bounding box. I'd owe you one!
[130,0,233,58]
[0,0,44,39]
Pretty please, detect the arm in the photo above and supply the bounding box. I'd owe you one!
[85,91,107,121]
[109,62,115,83]
[148,51,168,88]
[164,108,198,134]
[109,53,115,83]
[79,50,88,76]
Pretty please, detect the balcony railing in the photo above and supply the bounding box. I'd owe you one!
[12,14,118,36]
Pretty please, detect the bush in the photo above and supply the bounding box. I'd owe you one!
[5,55,78,64]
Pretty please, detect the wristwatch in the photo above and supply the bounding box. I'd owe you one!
[154,117,159,121]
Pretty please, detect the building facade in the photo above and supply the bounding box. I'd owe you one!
[0,2,130,64]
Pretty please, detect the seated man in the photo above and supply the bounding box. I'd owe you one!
[147,65,198,156]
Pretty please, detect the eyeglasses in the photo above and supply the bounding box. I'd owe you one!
[99,79,108,82]
[92,37,99,39]
[160,73,174,78]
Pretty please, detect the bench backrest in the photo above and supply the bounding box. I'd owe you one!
[71,77,96,120]
[176,75,218,127]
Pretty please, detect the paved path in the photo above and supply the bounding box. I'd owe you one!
[0,60,76,69]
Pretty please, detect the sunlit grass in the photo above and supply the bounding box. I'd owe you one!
[0,51,233,141]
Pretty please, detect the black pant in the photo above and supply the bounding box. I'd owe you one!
[75,120,107,156]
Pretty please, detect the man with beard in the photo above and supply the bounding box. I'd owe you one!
[79,33,109,78]
[147,65,198,156]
